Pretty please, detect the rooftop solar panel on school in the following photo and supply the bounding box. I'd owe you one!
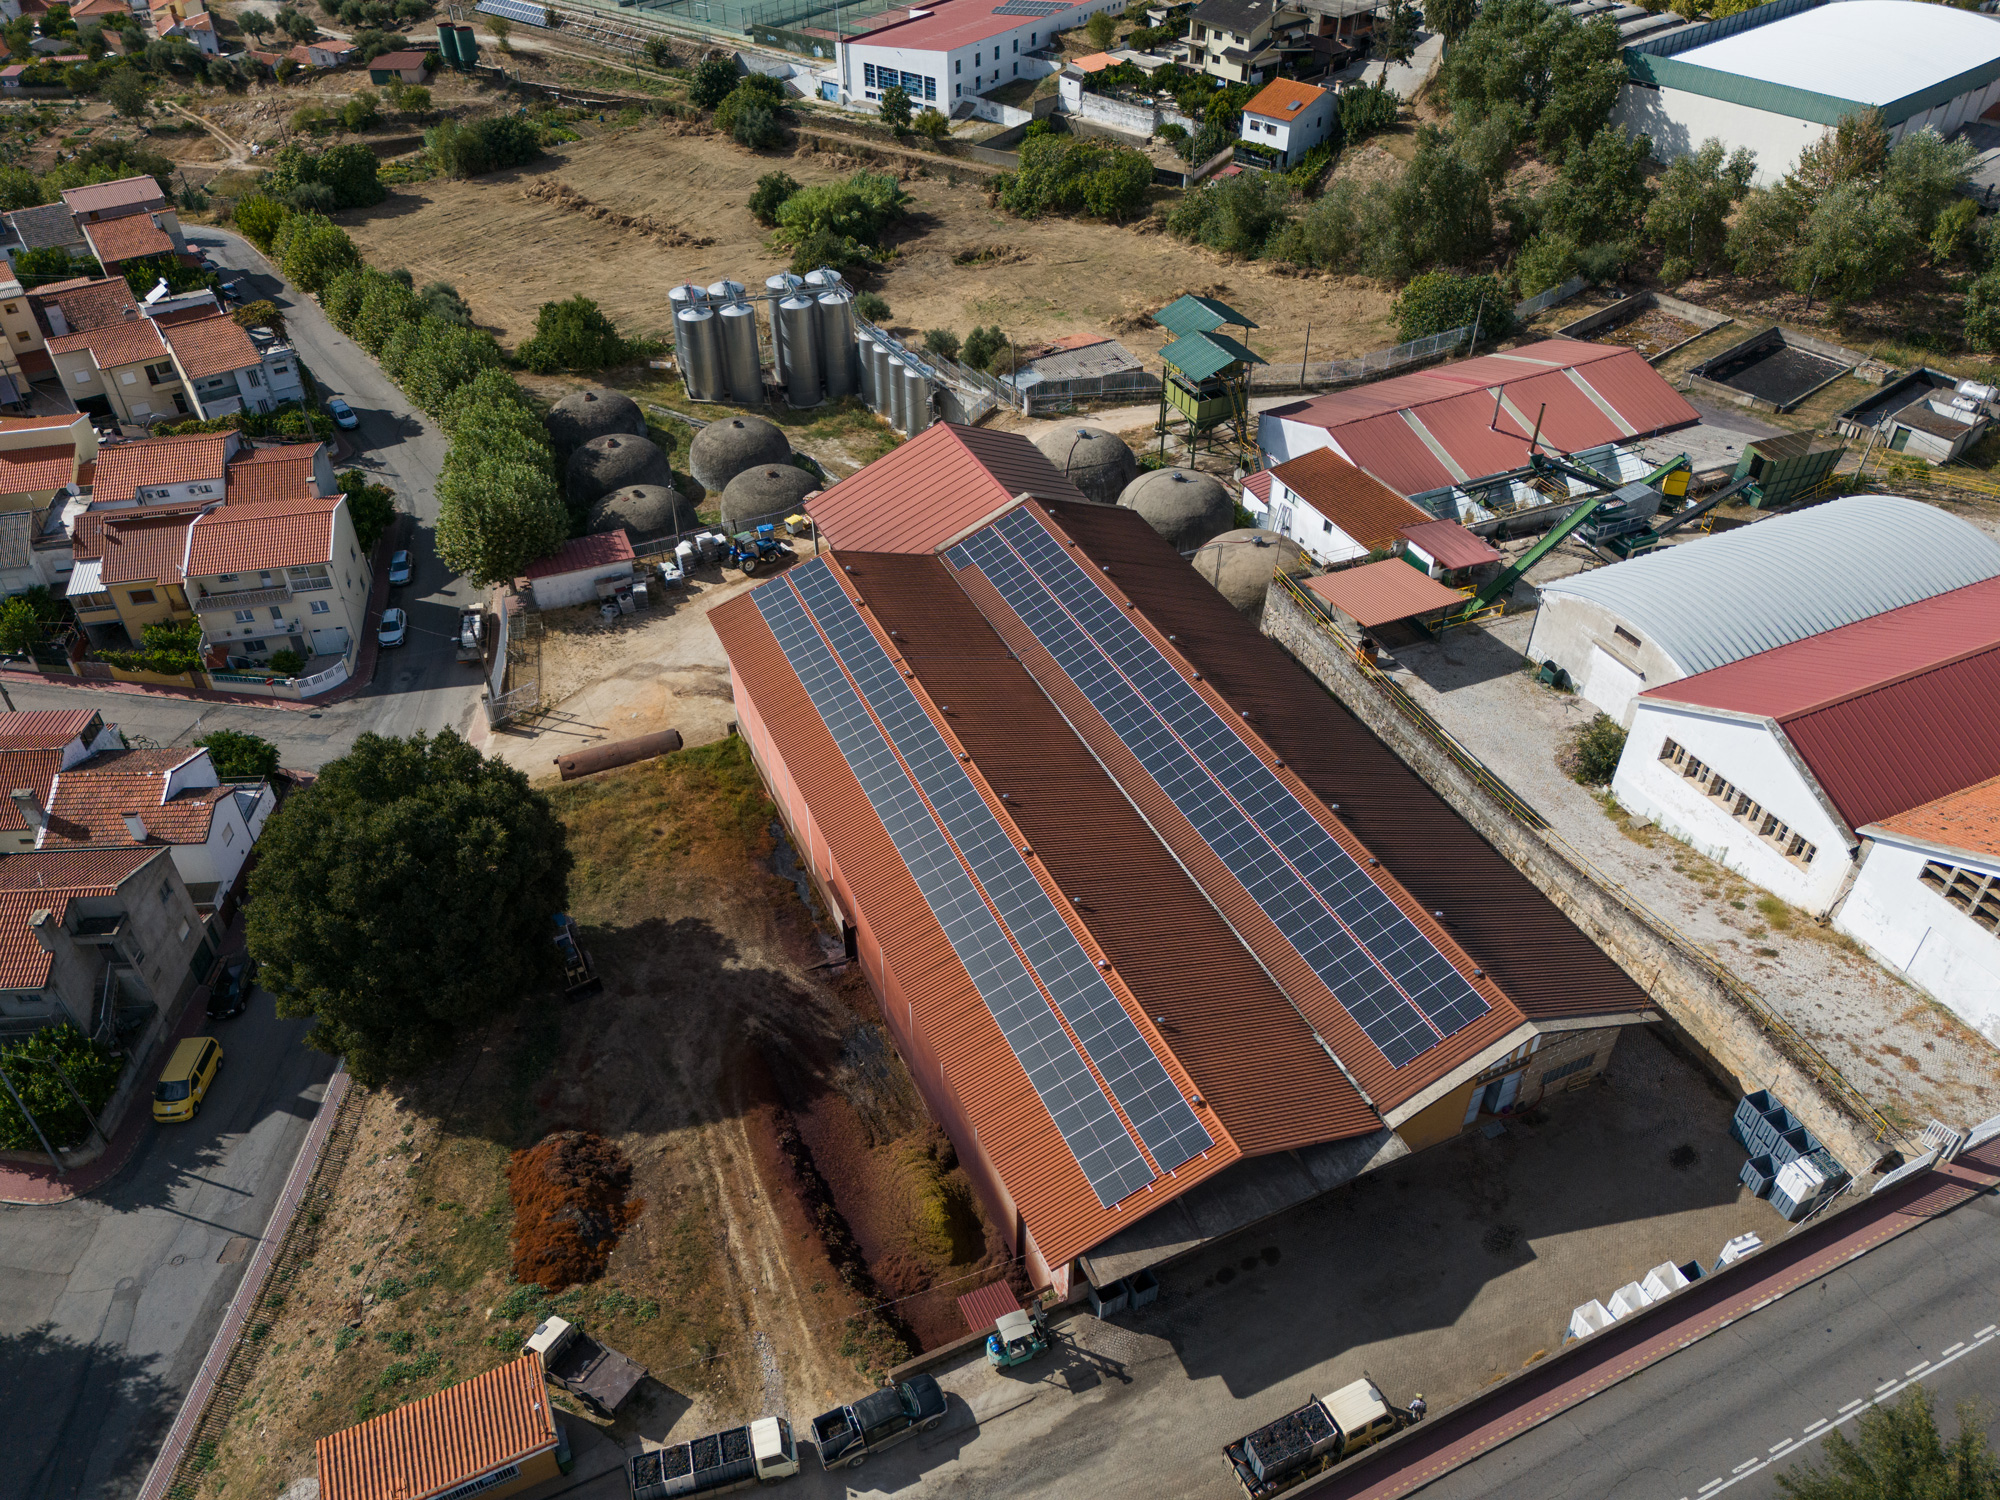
[992,0,1072,14]
[948,508,1491,1069]
[758,560,1212,1205]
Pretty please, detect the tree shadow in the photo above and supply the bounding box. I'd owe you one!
[0,1323,179,1500]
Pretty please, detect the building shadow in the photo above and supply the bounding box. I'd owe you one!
[0,1323,178,1500]
[1388,623,1530,696]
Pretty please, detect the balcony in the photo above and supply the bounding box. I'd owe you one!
[290,575,333,592]
[196,583,291,610]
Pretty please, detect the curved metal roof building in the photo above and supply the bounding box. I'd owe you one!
[1537,495,2000,678]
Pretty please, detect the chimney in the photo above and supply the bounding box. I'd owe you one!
[28,908,57,954]
[122,811,148,842]
[12,787,45,834]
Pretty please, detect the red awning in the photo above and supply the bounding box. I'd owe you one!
[1304,559,1468,628]
[1399,518,1501,570]
[957,1280,1023,1335]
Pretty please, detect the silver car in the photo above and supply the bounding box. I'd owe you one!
[378,607,408,648]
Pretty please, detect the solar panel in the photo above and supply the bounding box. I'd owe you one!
[993,0,1070,14]
[949,509,1491,1069]
[758,561,1210,1204]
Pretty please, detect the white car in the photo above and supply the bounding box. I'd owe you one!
[388,550,413,586]
[377,608,408,648]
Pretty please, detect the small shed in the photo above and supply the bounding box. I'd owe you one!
[1731,431,1847,507]
[368,48,436,83]
[1883,396,1988,465]
[956,1279,1024,1335]
[316,1354,560,1500]
[523,531,636,610]
[1304,559,1467,633]
[1398,518,1502,581]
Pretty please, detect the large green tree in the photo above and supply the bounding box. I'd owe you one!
[247,731,573,1084]
[277,214,360,293]
[1644,136,1755,283]
[436,451,567,584]
[1777,1387,2000,1499]
[1439,0,1623,160]
[195,729,281,779]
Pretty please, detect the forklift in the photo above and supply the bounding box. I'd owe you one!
[986,1304,1051,1369]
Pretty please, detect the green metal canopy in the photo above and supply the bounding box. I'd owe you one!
[1153,294,1259,341]
[1159,331,1264,382]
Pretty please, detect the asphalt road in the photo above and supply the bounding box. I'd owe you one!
[1412,1188,2000,1500]
[0,985,336,1500]
[0,227,484,769]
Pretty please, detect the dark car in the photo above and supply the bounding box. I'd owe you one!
[810,1375,947,1469]
[207,955,258,1020]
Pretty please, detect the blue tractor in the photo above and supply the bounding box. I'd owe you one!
[724,525,785,575]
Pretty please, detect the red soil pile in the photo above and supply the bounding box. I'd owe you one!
[507,1130,644,1291]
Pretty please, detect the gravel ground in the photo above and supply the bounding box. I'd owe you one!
[1375,591,2000,1143]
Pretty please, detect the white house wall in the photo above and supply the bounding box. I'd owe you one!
[1257,414,1343,468]
[1265,474,1368,566]
[1613,701,1853,913]
[843,0,1118,107]
[1524,592,1691,724]
[1834,837,2000,1046]
[1612,85,1833,187]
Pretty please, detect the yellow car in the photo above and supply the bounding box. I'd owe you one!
[153,1036,222,1123]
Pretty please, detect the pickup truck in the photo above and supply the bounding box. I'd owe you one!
[628,1417,799,1498]
[524,1316,647,1418]
[810,1375,948,1470]
[455,606,486,664]
[1224,1378,1405,1499]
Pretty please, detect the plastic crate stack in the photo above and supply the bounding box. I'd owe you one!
[1731,1089,1850,1220]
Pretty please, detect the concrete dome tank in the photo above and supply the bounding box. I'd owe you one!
[566,433,673,507]
[1190,527,1307,619]
[1034,424,1137,503]
[545,387,647,460]
[587,484,697,544]
[688,414,792,494]
[720,462,819,531]
[1117,467,1234,551]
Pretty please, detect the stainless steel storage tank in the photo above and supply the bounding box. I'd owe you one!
[707,279,746,301]
[816,292,855,400]
[718,302,762,405]
[777,294,822,408]
[904,363,932,433]
[667,283,706,386]
[764,273,800,369]
[677,305,723,402]
[855,329,877,409]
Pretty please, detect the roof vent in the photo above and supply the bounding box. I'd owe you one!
[123,811,148,842]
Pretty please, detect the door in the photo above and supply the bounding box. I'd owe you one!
[1889,427,1911,452]
[310,626,350,656]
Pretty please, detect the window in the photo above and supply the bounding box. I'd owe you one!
[160,878,172,904]
[1614,625,1642,648]
[128,589,156,604]
[1540,1054,1597,1087]
[1659,737,1816,866]
[1013,62,1018,75]
[269,606,284,620]
[14,331,26,343]
[864,62,876,86]
[73,371,89,384]
[121,371,138,385]
[955,58,961,73]
[145,361,175,386]
[271,364,290,376]
[1012,37,1018,51]
[924,75,936,98]
[233,609,254,623]
[246,368,262,388]
[1321,517,1331,532]
[1920,861,2000,931]
[974,50,980,64]
[310,599,330,614]
[2,303,13,313]
[223,824,234,847]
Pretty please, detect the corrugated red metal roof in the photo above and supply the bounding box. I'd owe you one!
[806,423,1090,554]
[957,1279,1023,1334]
[1399,518,1501,569]
[1267,340,1698,496]
[521,530,633,579]
[1866,775,2000,860]
[1304,559,1468,627]
[1268,446,1432,549]
[316,1355,557,1500]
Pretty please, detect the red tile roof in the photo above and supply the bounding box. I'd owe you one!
[60,176,163,219]
[0,709,97,749]
[316,1356,558,1500]
[0,443,79,494]
[1268,446,1432,551]
[368,48,436,69]
[807,422,1089,553]
[1399,517,1502,570]
[91,433,231,505]
[1644,578,2000,832]
[1303,558,1469,628]
[95,511,192,586]
[225,444,325,506]
[0,846,165,989]
[1241,469,1273,506]
[0,748,64,832]
[34,277,139,336]
[1265,340,1700,496]
[48,314,168,371]
[185,494,341,577]
[1866,775,2000,861]
[1244,78,1327,121]
[42,759,227,849]
[522,530,634,579]
[81,214,176,267]
[159,311,260,380]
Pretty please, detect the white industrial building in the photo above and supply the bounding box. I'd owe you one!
[1615,0,2000,187]
[1839,779,2000,1047]
[1526,495,2000,726]
[834,0,1121,109]
[1611,575,2000,917]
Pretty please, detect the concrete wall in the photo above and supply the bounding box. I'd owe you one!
[1613,700,1851,914]
[1263,581,1897,1179]
[1056,87,1198,140]
[1612,83,1828,188]
[1835,836,2000,1047]
[1523,591,1692,725]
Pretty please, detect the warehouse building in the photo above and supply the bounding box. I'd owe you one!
[1615,0,2000,187]
[1612,576,2000,915]
[1258,339,1701,497]
[833,0,1122,109]
[1527,495,2000,725]
[1839,778,2000,1047]
[715,424,1658,1296]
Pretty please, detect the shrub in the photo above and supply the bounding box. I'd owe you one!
[912,106,950,143]
[728,99,781,150]
[1392,270,1514,342]
[279,214,361,294]
[1570,713,1626,784]
[1166,170,1288,256]
[1086,9,1115,45]
[424,115,540,178]
[772,170,911,269]
[748,170,799,225]
[999,134,1152,223]
[516,295,649,374]
[921,327,960,359]
[196,729,281,779]
[341,92,380,131]
[854,290,890,321]
[266,141,386,210]
[268,649,307,675]
[689,56,738,108]
[337,468,398,548]
[1339,81,1397,142]
[961,324,1007,370]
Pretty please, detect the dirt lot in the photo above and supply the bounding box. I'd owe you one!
[333,118,1398,369]
[195,739,1011,1500]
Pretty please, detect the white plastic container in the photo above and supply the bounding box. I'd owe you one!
[1714,1232,1763,1269]
[1639,1261,1690,1303]
[1566,1299,1615,1342]
[1606,1281,1653,1319]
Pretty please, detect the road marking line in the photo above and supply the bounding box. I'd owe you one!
[1876,1379,1900,1392]
[1840,1400,1865,1413]
[1943,1343,1966,1357]
[1980,1325,1997,1339]
[1906,1362,1930,1376]
[1769,1441,1791,1454]
[1803,1419,1829,1435]
[1699,1478,1724,1493]
[1733,1459,1761,1474]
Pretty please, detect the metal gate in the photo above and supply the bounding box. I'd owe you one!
[484,680,539,726]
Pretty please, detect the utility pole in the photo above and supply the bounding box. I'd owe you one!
[1299,320,1310,389]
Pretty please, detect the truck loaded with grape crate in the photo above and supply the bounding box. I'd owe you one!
[628,1418,799,1498]
[1224,1378,1406,1498]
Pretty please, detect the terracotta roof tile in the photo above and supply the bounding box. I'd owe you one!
[1244,77,1327,121]
[94,511,192,586]
[42,762,226,848]
[1866,775,2000,861]
[522,530,633,579]
[0,748,64,831]
[1398,517,1502,570]
[0,709,97,749]
[33,276,138,334]
[226,444,325,506]
[81,214,176,267]
[159,311,260,380]
[1303,558,1470,628]
[48,315,167,371]
[369,49,436,68]
[91,433,231,505]
[316,1355,558,1500]
[0,846,164,989]
[0,444,79,494]
[185,494,341,577]
[1269,446,1433,552]
[60,177,163,219]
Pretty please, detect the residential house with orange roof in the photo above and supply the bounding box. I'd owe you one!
[86,431,237,511]
[1237,76,1332,171]
[1253,444,1435,567]
[156,308,305,416]
[0,844,209,1038]
[34,743,274,908]
[60,175,176,232]
[45,308,188,426]
[0,410,95,515]
[315,1355,562,1500]
[224,441,335,505]
[66,509,195,646]
[186,492,370,669]
[1838,777,2000,1045]
[80,211,182,273]
[42,292,302,426]
[0,707,124,852]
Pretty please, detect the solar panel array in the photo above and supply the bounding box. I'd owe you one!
[757,559,1211,1206]
[992,0,1071,14]
[949,508,1492,1069]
